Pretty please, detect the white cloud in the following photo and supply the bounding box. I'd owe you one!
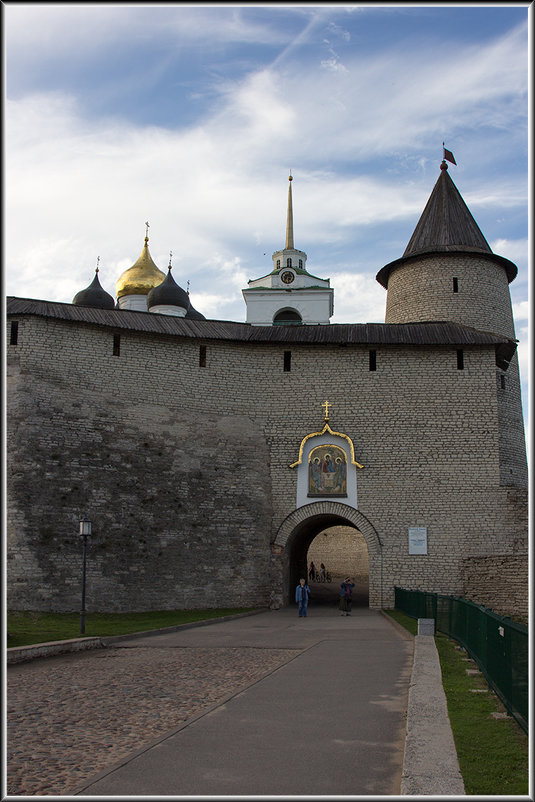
[491,238,529,266]
[512,300,530,322]
[4,8,528,352]
[330,272,386,324]
[4,5,301,61]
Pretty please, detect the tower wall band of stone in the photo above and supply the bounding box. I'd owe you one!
[384,255,515,339]
[6,311,527,615]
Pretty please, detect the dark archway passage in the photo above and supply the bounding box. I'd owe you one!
[273,501,383,608]
[286,514,369,610]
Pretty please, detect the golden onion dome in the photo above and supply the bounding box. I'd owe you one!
[115,236,166,299]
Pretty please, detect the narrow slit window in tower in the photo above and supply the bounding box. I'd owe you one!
[113,333,121,357]
[284,351,292,372]
[199,345,207,367]
[457,349,464,370]
[10,321,18,345]
[369,349,377,371]
[453,277,459,293]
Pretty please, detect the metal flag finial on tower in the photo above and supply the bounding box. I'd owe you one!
[442,142,456,167]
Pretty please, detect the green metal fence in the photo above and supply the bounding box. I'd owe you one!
[394,587,528,734]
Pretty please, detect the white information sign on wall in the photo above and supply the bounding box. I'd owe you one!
[408,526,428,555]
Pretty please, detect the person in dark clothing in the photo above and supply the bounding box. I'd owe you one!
[339,577,355,615]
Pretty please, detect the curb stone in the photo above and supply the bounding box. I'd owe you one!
[7,609,267,664]
[401,634,465,795]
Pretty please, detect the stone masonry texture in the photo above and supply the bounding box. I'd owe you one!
[6,306,528,616]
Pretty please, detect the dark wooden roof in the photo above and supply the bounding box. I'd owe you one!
[377,166,517,287]
[404,166,492,257]
[7,296,517,369]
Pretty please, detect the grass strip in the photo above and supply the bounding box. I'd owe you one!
[7,608,258,647]
[384,609,528,796]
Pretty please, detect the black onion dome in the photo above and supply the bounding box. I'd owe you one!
[73,271,115,309]
[185,301,206,320]
[147,268,189,311]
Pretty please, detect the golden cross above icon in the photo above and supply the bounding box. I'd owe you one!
[322,400,332,421]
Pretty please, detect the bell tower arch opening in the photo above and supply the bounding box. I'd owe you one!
[273,501,382,609]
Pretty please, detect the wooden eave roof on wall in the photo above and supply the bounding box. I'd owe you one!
[6,296,516,370]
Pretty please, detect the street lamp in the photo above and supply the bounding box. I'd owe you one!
[79,516,92,634]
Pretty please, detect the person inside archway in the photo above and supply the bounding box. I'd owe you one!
[339,576,355,616]
[309,561,316,581]
[295,578,311,617]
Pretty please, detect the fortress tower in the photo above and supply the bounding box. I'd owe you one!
[376,160,518,339]
[377,159,527,490]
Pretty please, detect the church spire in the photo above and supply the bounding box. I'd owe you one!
[285,173,294,250]
[243,171,333,325]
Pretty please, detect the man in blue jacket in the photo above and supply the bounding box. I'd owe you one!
[295,578,310,617]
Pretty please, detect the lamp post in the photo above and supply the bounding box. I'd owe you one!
[79,516,92,634]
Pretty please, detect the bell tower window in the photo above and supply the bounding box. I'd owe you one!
[287,258,292,267]
[274,309,302,326]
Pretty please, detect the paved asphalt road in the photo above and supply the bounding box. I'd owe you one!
[74,604,414,797]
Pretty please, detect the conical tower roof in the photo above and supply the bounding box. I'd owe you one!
[116,231,166,300]
[73,263,115,309]
[403,161,491,257]
[377,161,517,287]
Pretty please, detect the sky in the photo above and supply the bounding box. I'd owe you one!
[4,2,530,450]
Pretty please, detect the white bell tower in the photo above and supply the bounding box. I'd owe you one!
[243,175,333,326]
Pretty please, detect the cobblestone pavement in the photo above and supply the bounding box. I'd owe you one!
[7,645,302,796]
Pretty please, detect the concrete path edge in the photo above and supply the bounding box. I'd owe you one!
[401,633,465,796]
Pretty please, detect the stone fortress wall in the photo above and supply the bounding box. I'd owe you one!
[6,164,528,620]
[6,310,528,617]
